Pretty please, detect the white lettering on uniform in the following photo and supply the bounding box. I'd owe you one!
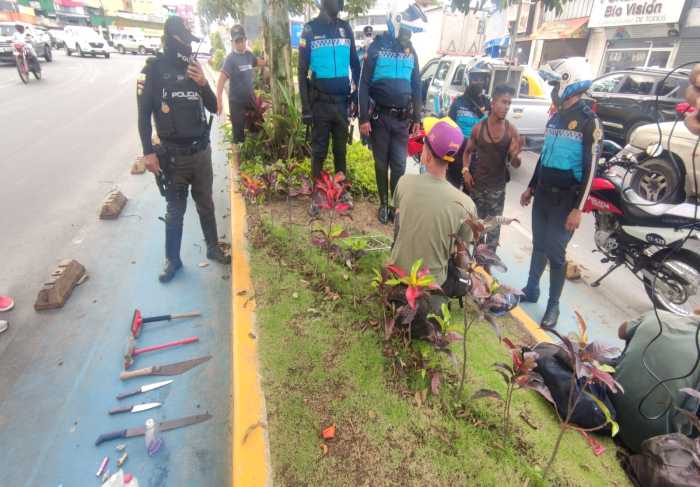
[172,91,200,100]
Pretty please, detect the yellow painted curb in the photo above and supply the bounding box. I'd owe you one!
[203,63,271,487]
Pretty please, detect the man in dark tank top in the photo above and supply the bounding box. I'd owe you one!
[462,84,522,250]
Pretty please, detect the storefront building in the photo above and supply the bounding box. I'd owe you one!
[587,0,686,74]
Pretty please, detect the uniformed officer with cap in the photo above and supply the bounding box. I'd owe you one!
[298,0,361,216]
[359,1,425,224]
[138,15,231,283]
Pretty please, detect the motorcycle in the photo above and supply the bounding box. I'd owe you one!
[14,42,41,84]
[583,141,700,316]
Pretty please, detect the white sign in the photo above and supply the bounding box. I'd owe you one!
[589,0,685,28]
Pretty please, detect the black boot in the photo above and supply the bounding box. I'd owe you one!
[160,224,183,283]
[378,204,390,225]
[522,251,547,303]
[541,303,560,329]
[201,215,231,264]
[388,206,396,223]
[159,259,183,283]
[207,244,231,264]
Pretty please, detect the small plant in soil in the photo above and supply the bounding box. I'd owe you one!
[310,170,352,264]
[272,159,312,226]
[472,337,553,441]
[452,212,522,399]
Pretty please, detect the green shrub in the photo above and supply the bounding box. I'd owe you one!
[211,31,224,52]
[211,48,225,70]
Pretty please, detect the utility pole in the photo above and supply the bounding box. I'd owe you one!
[508,0,524,66]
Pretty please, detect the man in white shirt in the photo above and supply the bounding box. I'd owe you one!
[12,24,37,61]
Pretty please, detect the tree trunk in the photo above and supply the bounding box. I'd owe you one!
[265,0,293,124]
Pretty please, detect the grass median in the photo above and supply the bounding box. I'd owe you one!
[243,205,631,487]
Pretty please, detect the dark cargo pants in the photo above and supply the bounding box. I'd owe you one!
[164,145,219,263]
[311,100,349,178]
[370,112,410,205]
[524,187,576,308]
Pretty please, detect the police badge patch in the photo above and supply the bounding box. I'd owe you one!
[568,120,578,130]
[593,127,603,141]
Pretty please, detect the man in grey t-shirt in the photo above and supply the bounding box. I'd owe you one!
[216,25,266,144]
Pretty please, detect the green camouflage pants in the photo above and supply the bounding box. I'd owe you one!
[471,186,506,250]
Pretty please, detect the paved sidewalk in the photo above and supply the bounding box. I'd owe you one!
[0,119,232,486]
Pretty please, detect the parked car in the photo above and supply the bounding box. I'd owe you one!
[111,31,159,55]
[64,26,109,58]
[0,22,52,63]
[47,28,66,48]
[420,55,551,147]
[588,67,690,144]
[615,117,700,204]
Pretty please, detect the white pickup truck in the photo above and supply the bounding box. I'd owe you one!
[420,56,551,148]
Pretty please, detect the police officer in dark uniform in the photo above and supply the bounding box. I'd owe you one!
[137,16,230,283]
[520,59,603,328]
[298,0,361,216]
[359,1,425,224]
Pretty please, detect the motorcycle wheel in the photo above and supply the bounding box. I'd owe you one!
[44,45,52,62]
[16,59,29,84]
[629,157,683,204]
[32,67,41,80]
[644,248,700,316]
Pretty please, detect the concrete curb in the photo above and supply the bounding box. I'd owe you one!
[203,63,272,487]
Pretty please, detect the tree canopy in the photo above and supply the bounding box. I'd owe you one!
[199,0,375,23]
[450,0,571,16]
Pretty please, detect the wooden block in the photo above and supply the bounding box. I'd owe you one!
[35,260,86,311]
[131,156,146,175]
[99,190,128,220]
[565,261,582,281]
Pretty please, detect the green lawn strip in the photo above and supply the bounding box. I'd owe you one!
[249,219,631,487]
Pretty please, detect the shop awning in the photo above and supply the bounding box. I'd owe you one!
[533,17,588,40]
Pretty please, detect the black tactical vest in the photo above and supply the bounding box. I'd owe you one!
[152,59,207,141]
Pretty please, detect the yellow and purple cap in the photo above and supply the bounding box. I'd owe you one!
[423,117,464,163]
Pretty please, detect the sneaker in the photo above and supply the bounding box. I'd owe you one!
[0,295,14,312]
[0,320,7,335]
[207,245,232,265]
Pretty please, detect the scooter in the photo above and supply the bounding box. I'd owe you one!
[583,142,700,316]
[13,42,41,84]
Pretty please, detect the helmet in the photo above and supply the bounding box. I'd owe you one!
[387,0,427,40]
[542,57,594,105]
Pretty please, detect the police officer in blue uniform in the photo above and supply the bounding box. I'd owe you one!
[359,1,426,224]
[520,59,603,328]
[298,0,360,216]
[138,16,230,283]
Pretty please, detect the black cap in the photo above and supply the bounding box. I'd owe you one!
[231,25,246,40]
[164,15,199,43]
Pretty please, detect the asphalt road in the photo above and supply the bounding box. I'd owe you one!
[0,52,232,486]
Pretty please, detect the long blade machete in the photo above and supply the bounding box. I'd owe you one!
[95,413,212,446]
[119,355,211,381]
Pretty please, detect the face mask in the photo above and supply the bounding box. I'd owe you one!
[165,35,192,67]
[322,0,342,18]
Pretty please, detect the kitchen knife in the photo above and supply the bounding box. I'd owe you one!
[108,402,162,415]
[95,413,212,446]
[116,380,173,400]
[119,355,211,381]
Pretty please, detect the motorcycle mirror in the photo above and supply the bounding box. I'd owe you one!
[645,143,663,158]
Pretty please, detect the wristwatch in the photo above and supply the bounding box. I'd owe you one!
[461,166,470,174]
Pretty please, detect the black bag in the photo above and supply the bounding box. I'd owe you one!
[622,433,700,487]
[442,258,469,299]
[533,343,617,433]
